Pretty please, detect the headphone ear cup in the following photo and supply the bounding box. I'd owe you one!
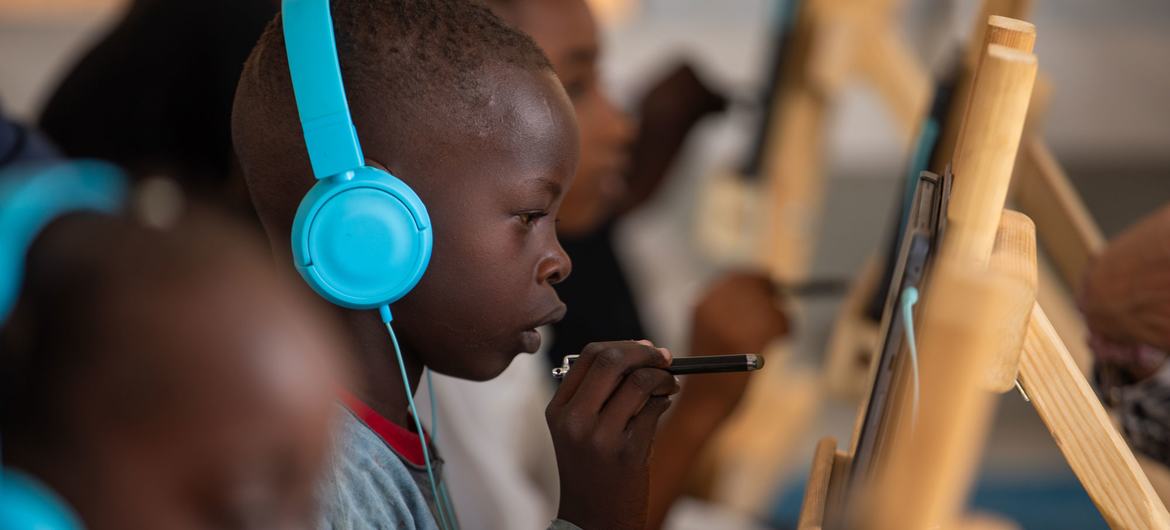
[0,470,82,530]
[292,166,432,309]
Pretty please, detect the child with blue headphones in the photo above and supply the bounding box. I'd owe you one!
[0,162,346,530]
[232,1,680,529]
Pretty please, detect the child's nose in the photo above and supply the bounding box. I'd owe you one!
[538,241,573,286]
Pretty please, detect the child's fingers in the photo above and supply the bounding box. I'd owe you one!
[596,368,679,435]
[551,341,651,407]
[623,396,673,461]
[559,341,670,414]
[549,345,601,408]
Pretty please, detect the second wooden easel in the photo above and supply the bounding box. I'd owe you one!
[698,0,932,284]
[689,0,937,515]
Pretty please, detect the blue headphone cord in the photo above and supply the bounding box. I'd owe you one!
[900,287,922,433]
[383,311,457,530]
[424,369,460,529]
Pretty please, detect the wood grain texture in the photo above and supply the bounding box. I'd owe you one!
[965,0,1036,70]
[798,437,840,530]
[1011,137,1106,288]
[935,13,1038,172]
[984,16,1037,55]
[1019,304,1170,529]
[1137,454,1170,515]
[1035,254,1095,374]
[984,210,1038,392]
[863,264,1020,530]
[945,44,1037,269]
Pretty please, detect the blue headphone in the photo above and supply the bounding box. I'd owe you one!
[283,0,432,323]
[0,160,128,530]
[282,4,458,528]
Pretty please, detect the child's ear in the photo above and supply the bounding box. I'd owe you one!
[365,158,391,172]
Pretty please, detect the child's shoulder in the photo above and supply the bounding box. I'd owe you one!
[317,407,440,530]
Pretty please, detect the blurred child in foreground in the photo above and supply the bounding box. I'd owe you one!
[0,176,346,529]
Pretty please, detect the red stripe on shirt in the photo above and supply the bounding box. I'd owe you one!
[338,389,429,467]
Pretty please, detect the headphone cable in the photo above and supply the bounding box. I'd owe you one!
[383,310,456,530]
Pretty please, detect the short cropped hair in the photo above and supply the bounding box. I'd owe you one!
[232,0,553,241]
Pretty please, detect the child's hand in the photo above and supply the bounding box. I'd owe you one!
[637,63,727,130]
[678,271,789,421]
[546,340,680,530]
[621,63,728,215]
[1081,203,1170,353]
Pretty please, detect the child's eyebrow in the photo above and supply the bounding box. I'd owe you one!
[529,176,563,197]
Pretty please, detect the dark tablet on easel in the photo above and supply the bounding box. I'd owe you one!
[740,0,801,180]
[831,168,951,526]
[863,70,958,322]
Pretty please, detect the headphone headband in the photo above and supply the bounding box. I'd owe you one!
[0,160,128,323]
[283,0,365,179]
[283,0,432,317]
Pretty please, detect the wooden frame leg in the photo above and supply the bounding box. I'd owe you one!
[1019,304,1170,529]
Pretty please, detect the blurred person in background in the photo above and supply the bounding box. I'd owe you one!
[1,104,59,165]
[422,1,790,528]
[0,178,347,529]
[1081,203,1170,467]
[38,0,277,217]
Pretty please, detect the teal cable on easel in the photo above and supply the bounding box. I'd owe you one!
[900,287,922,433]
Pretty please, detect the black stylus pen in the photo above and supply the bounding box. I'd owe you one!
[551,353,764,380]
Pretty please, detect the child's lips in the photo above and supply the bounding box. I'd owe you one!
[519,304,567,353]
[532,304,568,328]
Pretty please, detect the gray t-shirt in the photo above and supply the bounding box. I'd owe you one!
[318,407,446,530]
[318,405,582,530]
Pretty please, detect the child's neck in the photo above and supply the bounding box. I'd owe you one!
[339,308,425,429]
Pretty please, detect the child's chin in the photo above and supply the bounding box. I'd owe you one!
[460,351,524,381]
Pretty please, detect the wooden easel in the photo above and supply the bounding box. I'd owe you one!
[798,19,1170,529]
[800,215,1037,530]
[823,0,1037,398]
[1007,86,1103,376]
[697,0,932,284]
[689,0,935,515]
[819,0,1170,508]
[1010,108,1170,506]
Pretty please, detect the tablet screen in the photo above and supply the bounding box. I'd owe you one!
[843,168,950,506]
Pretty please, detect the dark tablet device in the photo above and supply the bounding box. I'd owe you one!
[863,73,958,322]
[740,0,801,180]
[831,168,951,525]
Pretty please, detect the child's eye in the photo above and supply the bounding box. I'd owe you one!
[516,211,549,226]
